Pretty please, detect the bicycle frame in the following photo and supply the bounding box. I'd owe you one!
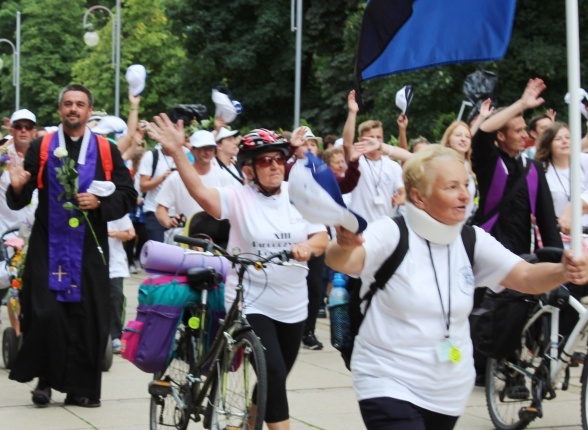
[512,292,588,389]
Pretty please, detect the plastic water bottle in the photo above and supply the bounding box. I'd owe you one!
[328,273,352,351]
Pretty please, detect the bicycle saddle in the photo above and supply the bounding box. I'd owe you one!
[187,267,220,292]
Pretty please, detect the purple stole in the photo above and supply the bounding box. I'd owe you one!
[481,157,538,233]
[47,133,98,303]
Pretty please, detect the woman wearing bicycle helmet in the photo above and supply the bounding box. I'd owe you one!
[149,115,328,430]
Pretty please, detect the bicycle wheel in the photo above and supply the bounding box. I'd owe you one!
[150,325,197,430]
[581,360,588,429]
[486,314,549,430]
[208,330,267,430]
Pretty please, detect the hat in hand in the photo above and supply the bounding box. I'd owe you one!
[212,89,242,124]
[564,89,588,120]
[395,85,414,115]
[92,115,128,139]
[126,64,147,97]
[190,130,217,148]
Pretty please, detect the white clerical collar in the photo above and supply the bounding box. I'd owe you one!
[405,202,463,245]
[58,124,91,165]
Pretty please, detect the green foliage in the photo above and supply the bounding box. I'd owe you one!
[72,0,187,119]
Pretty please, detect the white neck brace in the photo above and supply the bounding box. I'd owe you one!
[405,202,463,245]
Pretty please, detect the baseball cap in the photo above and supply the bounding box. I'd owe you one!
[126,64,147,97]
[190,130,217,148]
[92,115,128,139]
[10,109,36,125]
[215,127,239,142]
[212,89,242,123]
[292,126,323,144]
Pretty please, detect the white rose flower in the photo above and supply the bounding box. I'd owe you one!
[53,147,68,159]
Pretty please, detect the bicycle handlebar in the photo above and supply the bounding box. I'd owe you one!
[173,235,298,269]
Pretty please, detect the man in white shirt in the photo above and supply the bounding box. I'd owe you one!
[344,117,405,223]
[215,127,243,184]
[0,109,39,232]
[155,130,234,230]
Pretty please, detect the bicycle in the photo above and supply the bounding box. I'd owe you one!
[485,247,588,430]
[148,235,308,430]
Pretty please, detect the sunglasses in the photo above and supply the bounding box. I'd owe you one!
[254,154,286,168]
[12,122,35,131]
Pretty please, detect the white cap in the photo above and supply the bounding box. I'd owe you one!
[395,85,414,114]
[215,127,239,142]
[212,89,242,123]
[126,64,147,97]
[92,115,128,139]
[334,137,344,147]
[190,130,217,148]
[564,89,588,119]
[292,126,323,144]
[10,109,36,125]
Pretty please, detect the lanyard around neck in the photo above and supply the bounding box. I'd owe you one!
[426,241,451,338]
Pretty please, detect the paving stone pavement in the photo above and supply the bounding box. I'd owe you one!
[0,271,585,429]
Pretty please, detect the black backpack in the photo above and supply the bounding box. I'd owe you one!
[338,216,476,370]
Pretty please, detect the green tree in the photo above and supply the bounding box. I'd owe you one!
[0,0,87,126]
[72,0,187,120]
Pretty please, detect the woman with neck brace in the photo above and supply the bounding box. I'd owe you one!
[325,145,588,430]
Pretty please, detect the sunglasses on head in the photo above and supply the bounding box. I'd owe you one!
[12,122,35,131]
[254,154,286,168]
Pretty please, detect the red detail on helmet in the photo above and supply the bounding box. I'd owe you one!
[240,128,284,149]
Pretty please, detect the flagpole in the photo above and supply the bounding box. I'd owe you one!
[565,0,582,255]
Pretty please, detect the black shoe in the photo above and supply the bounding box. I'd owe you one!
[570,351,586,368]
[317,308,327,319]
[31,380,51,408]
[302,332,323,350]
[474,374,485,387]
[64,394,101,408]
[506,375,529,400]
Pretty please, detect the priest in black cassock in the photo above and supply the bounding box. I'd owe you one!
[6,84,137,408]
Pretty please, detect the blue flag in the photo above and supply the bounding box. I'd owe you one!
[356,0,517,81]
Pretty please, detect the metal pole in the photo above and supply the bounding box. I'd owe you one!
[114,0,121,117]
[15,11,20,110]
[565,0,582,255]
[293,0,302,129]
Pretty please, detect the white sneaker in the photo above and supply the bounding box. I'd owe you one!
[129,263,139,274]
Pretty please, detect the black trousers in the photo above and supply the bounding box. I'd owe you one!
[304,254,325,334]
[359,397,459,430]
[247,313,305,423]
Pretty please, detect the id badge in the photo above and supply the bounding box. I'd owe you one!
[373,194,385,206]
[436,338,461,363]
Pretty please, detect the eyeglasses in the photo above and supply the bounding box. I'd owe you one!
[12,122,35,131]
[254,154,286,168]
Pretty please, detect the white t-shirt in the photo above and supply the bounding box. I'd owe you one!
[108,215,133,278]
[217,182,326,323]
[156,168,234,219]
[138,147,188,213]
[0,144,38,232]
[352,217,521,416]
[544,153,588,225]
[348,155,404,222]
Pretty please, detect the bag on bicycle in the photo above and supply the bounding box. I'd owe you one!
[122,274,224,373]
[470,289,533,359]
[333,216,476,371]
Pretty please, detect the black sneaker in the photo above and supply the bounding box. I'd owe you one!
[317,308,327,319]
[506,375,529,400]
[302,332,324,350]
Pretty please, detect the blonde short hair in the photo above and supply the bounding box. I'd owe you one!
[403,144,463,203]
[358,120,383,137]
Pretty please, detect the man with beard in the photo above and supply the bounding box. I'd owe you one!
[6,84,136,408]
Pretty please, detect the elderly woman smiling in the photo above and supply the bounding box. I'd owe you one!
[325,145,588,430]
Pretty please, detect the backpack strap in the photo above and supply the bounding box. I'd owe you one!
[97,135,113,181]
[38,132,114,188]
[151,148,159,178]
[37,132,55,189]
[460,224,476,268]
[362,216,409,312]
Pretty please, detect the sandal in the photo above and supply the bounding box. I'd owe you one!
[64,395,101,408]
[31,386,51,408]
